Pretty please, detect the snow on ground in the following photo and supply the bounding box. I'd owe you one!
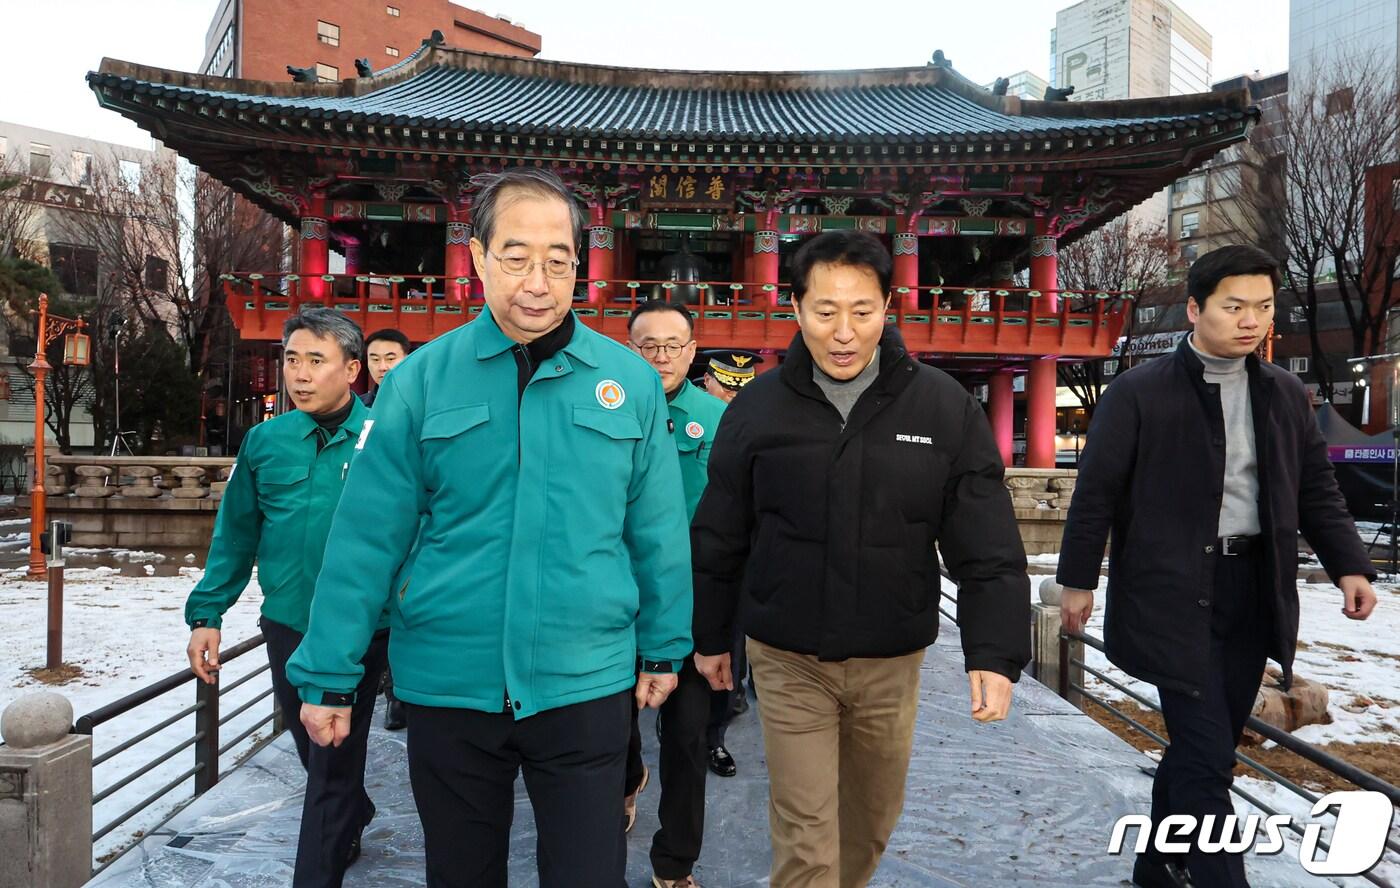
[1003,556,1400,883]
[1043,559,1400,747]
[0,565,273,864]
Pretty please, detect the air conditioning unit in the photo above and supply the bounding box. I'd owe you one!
[1178,229,1195,240]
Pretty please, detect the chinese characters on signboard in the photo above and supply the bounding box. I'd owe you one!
[642,172,732,209]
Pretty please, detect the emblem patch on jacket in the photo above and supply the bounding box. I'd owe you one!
[895,433,933,445]
[596,380,626,409]
[686,422,704,439]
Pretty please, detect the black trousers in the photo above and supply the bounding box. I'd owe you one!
[1149,551,1270,888]
[706,626,748,748]
[261,617,390,888]
[406,689,632,888]
[622,660,713,878]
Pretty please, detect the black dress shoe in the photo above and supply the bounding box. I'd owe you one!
[347,802,376,868]
[1132,856,1191,888]
[384,698,406,731]
[708,745,736,778]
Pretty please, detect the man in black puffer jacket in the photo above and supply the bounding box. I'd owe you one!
[691,230,1030,888]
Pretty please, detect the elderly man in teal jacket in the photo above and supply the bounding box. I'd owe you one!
[287,168,692,888]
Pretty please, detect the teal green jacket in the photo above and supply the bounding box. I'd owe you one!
[286,309,693,718]
[184,397,376,635]
[668,381,727,520]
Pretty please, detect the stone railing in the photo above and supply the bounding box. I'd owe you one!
[42,456,236,501]
[1002,468,1076,555]
[21,456,237,549]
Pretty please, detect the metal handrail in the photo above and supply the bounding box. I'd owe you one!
[75,634,267,733]
[76,633,280,876]
[1058,627,1400,885]
[1066,628,1400,806]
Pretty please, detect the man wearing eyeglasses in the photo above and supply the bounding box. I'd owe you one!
[623,300,727,888]
[287,168,693,888]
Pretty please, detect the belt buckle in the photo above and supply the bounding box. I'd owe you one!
[1221,536,1238,556]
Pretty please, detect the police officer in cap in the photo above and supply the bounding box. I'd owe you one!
[702,349,764,405]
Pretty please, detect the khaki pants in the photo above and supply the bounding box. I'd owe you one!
[747,638,924,888]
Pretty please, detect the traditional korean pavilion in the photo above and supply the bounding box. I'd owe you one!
[88,38,1255,466]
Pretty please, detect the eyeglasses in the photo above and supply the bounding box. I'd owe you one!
[631,341,693,360]
[487,250,578,280]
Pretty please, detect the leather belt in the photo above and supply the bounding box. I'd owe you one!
[1218,535,1260,557]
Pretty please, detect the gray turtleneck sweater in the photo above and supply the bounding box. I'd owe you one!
[814,346,881,426]
[1189,335,1261,537]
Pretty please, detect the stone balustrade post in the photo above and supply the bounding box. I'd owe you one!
[1032,584,1084,708]
[120,466,160,499]
[72,465,114,499]
[0,692,92,888]
[45,464,69,497]
[170,466,209,499]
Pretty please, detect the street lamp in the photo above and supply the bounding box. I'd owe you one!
[28,292,89,579]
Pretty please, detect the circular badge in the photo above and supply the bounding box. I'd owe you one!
[596,379,626,409]
[685,421,704,439]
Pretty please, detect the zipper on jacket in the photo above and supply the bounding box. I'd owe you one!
[514,343,532,465]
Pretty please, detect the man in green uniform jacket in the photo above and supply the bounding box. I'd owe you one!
[184,307,388,887]
[287,169,692,888]
[621,301,727,888]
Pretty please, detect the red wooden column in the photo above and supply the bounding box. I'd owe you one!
[1026,232,1059,468]
[1030,234,1059,312]
[893,212,919,311]
[753,210,780,308]
[988,370,1015,467]
[299,195,329,301]
[588,204,616,302]
[446,203,474,304]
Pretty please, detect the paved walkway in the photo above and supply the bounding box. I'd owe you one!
[88,623,1327,887]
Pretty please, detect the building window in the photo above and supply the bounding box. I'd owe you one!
[205,23,235,76]
[317,20,340,47]
[144,255,170,292]
[71,151,92,187]
[315,63,339,83]
[386,5,400,15]
[1290,306,1307,325]
[1171,174,1206,208]
[385,45,400,57]
[48,243,99,295]
[1136,305,1159,326]
[1180,211,1200,239]
[1103,359,1119,377]
[119,159,142,192]
[29,143,51,179]
[1180,243,1199,264]
[1288,356,1310,374]
[1325,87,1354,116]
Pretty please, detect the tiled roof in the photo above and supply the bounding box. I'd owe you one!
[88,49,1251,144]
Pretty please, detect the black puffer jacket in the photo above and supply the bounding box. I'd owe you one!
[1057,337,1375,695]
[691,328,1031,680]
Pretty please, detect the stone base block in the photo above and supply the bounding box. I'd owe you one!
[119,486,162,498]
[171,488,209,499]
[73,485,115,498]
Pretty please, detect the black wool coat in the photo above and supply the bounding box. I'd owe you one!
[1057,337,1375,696]
[691,328,1031,680]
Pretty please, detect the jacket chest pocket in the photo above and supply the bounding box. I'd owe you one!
[568,406,642,490]
[420,403,491,487]
[258,465,310,518]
